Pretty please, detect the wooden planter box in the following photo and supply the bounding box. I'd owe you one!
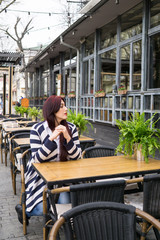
[118,90,127,95]
[95,92,105,97]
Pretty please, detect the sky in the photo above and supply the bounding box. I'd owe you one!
[0,0,82,51]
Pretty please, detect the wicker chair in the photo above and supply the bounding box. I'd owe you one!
[19,148,32,235]
[80,139,96,152]
[43,179,126,239]
[4,129,30,166]
[82,145,115,158]
[49,201,160,240]
[140,174,160,240]
[11,140,30,195]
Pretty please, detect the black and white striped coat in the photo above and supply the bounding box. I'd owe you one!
[25,121,81,213]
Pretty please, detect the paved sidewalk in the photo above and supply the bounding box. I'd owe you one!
[0,158,43,240]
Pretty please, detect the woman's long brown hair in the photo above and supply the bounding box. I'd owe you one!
[43,95,71,161]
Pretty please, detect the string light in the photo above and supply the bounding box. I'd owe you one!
[3,8,80,15]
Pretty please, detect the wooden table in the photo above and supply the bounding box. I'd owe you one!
[4,126,31,132]
[79,135,95,141]
[13,138,30,146]
[18,120,34,126]
[33,155,160,188]
[12,135,94,147]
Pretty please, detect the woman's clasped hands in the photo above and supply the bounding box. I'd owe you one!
[49,125,71,143]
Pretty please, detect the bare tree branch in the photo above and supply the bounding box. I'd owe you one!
[0,0,17,14]
[0,17,33,96]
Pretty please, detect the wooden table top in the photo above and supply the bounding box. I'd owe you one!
[12,135,94,146]
[4,126,32,132]
[18,120,33,125]
[32,155,160,187]
[79,135,95,141]
[13,138,30,146]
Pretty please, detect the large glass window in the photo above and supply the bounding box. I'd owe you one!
[84,33,94,57]
[83,59,94,94]
[100,48,116,93]
[83,61,88,94]
[149,33,160,89]
[133,40,142,90]
[66,67,76,94]
[150,0,160,28]
[120,45,130,90]
[64,50,70,67]
[100,19,117,49]
[42,68,49,95]
[120,2,142,41]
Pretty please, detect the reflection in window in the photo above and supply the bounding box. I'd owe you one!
[150,0,160,28]
[154,113,160,128]
[120,2,142,41]
[104,110,108,121]
[100,48,116,93]
[64,50,70,67]
[128,112,132,120]
[83,61,88,94]
[122,111,126,121]
[149,33,160,88]
[84,33,94,57]
[90,59,94,94]
[135,96,141,110]
[83,59,94,94]
[154,95,160,110]
[121,97,126,109]
[71,49,77,64]
[100,19,117,49]
[42,69,49,95]
[133,41,141,90]
[109,98,112,108]
[120,45,130,90]
[66,68,76,94]
[116,97,120,108]
[105,98,108,107]
[128,96,133,109]
[144,96,151,110]
[109,110,112,122]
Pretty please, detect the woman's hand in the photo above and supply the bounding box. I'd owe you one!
[55,125,71,143]
[49,129,61,141]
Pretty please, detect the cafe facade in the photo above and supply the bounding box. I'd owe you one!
[25,0,160,127]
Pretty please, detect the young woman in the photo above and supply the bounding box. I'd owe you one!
[15,95,81,225]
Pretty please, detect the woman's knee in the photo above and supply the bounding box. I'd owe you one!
[58,192,70,204]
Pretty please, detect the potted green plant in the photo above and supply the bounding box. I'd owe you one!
[115,112,160,163]
[68,91,76,98]
[60,92,65,98]
[28,107,40,121]
[14,105,21,115]
[67,109,93,137]
[43,94,48,100]
[38,109,44,121]
[95,89,105,97]
[118,85,127,95]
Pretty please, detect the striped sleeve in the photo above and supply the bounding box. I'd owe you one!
[30,123,58,163]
